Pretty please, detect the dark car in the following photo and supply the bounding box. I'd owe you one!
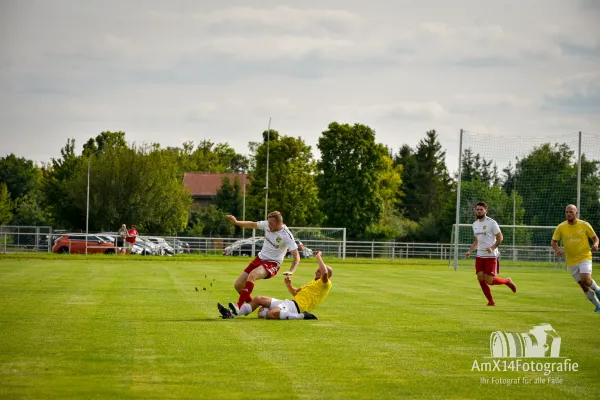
[223,237,313,258]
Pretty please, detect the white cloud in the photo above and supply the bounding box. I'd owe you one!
[371,102,449,120]
[413,21,562,62]
[543,72,600,111]
[452,93,535,109]
[199,35,355,60]
[1,0,599,170]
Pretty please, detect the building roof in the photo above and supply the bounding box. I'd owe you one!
[183,172,249,198]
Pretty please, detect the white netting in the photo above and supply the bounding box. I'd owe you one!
[287,227,347,259]
[450,224,562,268]
[452,131,600,269]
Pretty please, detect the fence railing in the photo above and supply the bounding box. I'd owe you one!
[0,225,53,253]
[2,226,597,266]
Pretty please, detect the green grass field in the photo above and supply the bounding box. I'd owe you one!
[1,255,599,399]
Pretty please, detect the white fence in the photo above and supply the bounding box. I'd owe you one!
[0,225,53,253]
[3,225,593,267]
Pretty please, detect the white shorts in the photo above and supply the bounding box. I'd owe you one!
[268,298,300,314]
[568,260,593,282]
[125,241,134,249]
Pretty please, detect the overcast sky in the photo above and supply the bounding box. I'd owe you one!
[1,0,599,173]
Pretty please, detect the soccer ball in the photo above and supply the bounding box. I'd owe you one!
[257,306,268,319]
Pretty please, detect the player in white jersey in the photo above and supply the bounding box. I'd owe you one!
[466,201,516,306]
[221,211,300,314]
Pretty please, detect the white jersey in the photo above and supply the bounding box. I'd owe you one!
[472,217,501,258]
[256,221,298,263]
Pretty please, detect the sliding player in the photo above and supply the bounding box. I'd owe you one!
[218,251,332,320]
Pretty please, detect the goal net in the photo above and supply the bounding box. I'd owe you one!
[287,227,347,259]
[452,131,600,269]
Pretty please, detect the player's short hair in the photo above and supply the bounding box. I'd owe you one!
[267,211,283,223]
[476,202,488,209]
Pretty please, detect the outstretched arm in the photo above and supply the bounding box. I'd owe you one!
[592,236,599,252]
[284,276,301,296]
[226,215,259,230]
[316,251,329,283]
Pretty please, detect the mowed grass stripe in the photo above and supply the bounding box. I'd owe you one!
[0,258,599,399]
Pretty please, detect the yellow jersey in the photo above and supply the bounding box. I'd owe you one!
[294,279,332,313]
[552,219,597,266]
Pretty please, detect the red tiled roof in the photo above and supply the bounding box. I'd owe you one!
[183,172,249,197]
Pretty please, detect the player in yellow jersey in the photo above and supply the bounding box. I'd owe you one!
[551,204,600,312]
[218,251,332,320]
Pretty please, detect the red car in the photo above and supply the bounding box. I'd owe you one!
[52,235,116,255]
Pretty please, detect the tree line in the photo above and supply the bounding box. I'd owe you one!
[1,124,599,241]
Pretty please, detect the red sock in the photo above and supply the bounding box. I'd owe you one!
[237,281,255,308]
[479,280,494,303]
[245,295,253,303]
[492,277,509,285]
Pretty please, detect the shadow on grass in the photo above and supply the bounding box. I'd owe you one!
[478,309,572,313]
[160,318,236,322]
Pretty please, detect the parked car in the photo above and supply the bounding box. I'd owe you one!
[172,239,191,254]
[99,232,152,255]
[52,234,116,255]
[145,237,175,256]
[223,237,313,258]
[135,237,160,255]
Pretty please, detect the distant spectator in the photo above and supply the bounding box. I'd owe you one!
[117,224,127,254]
[126,225,138,254]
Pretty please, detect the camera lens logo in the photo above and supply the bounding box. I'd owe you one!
[490,323,561,358]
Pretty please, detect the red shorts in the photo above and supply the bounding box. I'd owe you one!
[475,257,499,276]
[244,257,280,279]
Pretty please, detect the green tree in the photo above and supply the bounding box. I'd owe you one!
[514,143,577,227]
[378,155,403,212]
[0,183,13,225]
[579,154,600,230]
[214,176,243,217]
[246,130,322,227]
[317,122,387,237]
[398,131,453,223]
[395,145,419,220]
[365,155,405,239]
[77,144,192,233]
[414,130,453,220]
[12,192,48,226]
[42,138,85,229]
[196,205,235,236]
[165,140,249,177]
[460,180,525,225]
[0,154,41,200]
[461,148,499,186]
[82,131,127,156]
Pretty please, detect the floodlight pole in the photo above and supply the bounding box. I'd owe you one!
[513,174,516,262]
[85,150,101,255]
[241,168,247,239]
[453,129,464,271]
[86,156,91,255]
[577,131,582,215]
[264,117,271,220]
